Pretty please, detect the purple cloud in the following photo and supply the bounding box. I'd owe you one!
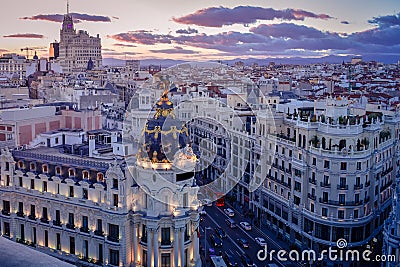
[172,6,333,27]
[249,23,327,39]
[107,11,400,61]
[149,47,199,54]
[349,26,400,46]
[20,13,113,23]
[113,43,137,48]
[176,27,198,34]
[341,21,350,24]
[3,33,45,39]
[368,13,400,28]
[108,30,173,45]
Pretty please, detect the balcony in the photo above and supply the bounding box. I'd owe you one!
[40,217,49,224]
[161,240,172,247]
[337,184,349,190]
[319,198,363,206]
[94,229,104,237]
[364,196,370,203]
[380,181,393,192]
[16,211,24,218]
[320,182,331,188]
[308,193,316,201]
[28,214,36,221]
[53,220,62,227]
[381,167,394,177]
[354,184,364,190]
[366,181,371,187]
[1,210,10,216]
[80,227,89,233]
[66,223,75,230]
[107,235,119,243]
[309,178,316,185]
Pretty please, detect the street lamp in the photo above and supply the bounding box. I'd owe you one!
[308,230,315,267]
[204,227,212,263]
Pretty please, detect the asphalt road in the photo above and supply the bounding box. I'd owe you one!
[199,203,304,267]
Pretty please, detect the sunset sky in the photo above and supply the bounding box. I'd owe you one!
[1,0,400,62]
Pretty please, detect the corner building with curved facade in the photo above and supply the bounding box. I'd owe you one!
[0,91,201,267]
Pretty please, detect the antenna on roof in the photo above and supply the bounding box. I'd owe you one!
[67,0,70,15]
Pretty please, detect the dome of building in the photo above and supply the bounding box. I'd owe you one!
[137,82,191,165]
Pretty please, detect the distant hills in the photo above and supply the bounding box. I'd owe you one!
[103,54,399,68]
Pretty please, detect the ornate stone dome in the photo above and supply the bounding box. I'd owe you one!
[137,82,191,165]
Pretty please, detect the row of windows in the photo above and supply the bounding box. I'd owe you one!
[5,201,118,236]
[13,177,119,207]
[17,161,105,181]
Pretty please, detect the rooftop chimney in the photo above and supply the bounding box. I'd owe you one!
[89,134,95,157]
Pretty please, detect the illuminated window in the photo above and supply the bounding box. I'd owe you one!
[42,165,48,173]
[68,169,75,177]
[18,161,24,169]
[82,171,89,179]
[97,173,104,182]
[55,166,61,175]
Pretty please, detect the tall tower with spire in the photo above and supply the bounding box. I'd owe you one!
[58,0,102,73]
[60,0,75,42]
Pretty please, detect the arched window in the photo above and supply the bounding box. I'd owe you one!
[68,169,75,177]
[97,173,104,182]
[42,164,48,173]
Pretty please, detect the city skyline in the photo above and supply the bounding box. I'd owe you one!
[0,0,400,62]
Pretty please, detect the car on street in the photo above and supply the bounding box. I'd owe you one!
[225,218,237,228]
[210,233,223,247]
[255,237,267,246]
[203,199,213,206]
[215,227,227,238]
[240,253,254,266]
[222,251,238,266]
[199,209,207,215]
[239,221,251,231]
[237,238,249,248]
[224,208,235,217]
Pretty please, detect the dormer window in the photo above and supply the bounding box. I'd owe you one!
[42,165,48,173]
[55,166,61,175]
[97,173,104,182]
[30,163,36,171]
[68,169,75,177]
[83,171,89,179]
[18,161,24,169]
